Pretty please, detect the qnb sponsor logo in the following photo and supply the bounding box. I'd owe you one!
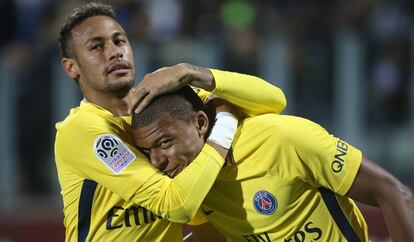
[106,205,163,230]
[331,140,348,173]
[284,221,322,242]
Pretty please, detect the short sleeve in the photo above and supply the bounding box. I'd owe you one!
[276,116,362,195]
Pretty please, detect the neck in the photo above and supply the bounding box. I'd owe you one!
[85,91,130,117]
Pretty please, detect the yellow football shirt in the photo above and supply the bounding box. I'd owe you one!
[193,114,369,242]
[203,69,286,116]
[54,69,286,242]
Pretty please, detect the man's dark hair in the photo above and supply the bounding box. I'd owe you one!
[59,2,115,58]
[132,86,214,132]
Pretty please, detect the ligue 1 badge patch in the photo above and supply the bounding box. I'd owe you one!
[94,134,136,174]
[253,190,278,215]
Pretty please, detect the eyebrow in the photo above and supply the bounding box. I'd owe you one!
[113,31,127,38]
[85,31,127,45]
[136,132,168,150]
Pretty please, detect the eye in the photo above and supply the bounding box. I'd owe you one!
[90,44,103,51]
[115,38,127,46]
[159,139,173,148]
[140,148,150,155]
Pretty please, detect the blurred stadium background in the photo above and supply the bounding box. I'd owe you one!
[0,0,413,241]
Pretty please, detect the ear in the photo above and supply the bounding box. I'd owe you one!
[193,111,209,137]
[62,58,80,80]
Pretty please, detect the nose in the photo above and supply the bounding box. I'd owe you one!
[150,150,168,170]
[107,41,123,61]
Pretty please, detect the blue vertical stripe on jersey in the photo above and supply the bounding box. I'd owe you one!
[318,187,361,242]
[78,179,97,242]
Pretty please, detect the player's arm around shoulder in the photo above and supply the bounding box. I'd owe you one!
[206,68,287,116]
[56,118,227,223]
[55,113,156,189]
[183,64,287,116]
[347,156,414,241]
[128,63,286,116]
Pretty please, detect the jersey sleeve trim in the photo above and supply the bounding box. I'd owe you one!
[77,179,98,242]
[336,148,362,195]
[318,187,362,242]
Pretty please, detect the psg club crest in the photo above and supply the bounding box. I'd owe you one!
[253,190,278,215]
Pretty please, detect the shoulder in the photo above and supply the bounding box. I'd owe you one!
[238,114,330,146]
[242,114,322,134]
[54,104,139,173]
[59,102,121,131]
[55,104,122,151]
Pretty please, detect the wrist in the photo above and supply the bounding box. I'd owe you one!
[207,112,238,149]
[183,63,215,91]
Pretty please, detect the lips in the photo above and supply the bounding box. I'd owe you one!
[106,62,130,75]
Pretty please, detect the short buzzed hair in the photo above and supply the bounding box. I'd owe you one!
[132,86,214,130]
[59,2,115,58]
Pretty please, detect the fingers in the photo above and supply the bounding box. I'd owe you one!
[131,82,178,114]
[133,92,154,114]
[127,88,149,114]
[128,65,188,114]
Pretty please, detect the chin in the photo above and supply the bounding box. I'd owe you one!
[108,79,134,96]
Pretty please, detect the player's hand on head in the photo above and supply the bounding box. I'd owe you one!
[127,63,193,114]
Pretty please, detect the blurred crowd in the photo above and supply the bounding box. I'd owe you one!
[0,0,413,199]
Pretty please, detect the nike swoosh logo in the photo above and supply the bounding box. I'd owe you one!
[201,207,214,216]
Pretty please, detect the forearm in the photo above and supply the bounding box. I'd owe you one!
[348,157,414,241]
[377,181,414,241]
[184,63,216,91]
[208,69,286,115]
[133,144,225,223]
[129,63,286,115]
[180,64,287,115]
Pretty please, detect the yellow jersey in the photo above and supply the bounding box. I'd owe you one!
[54,69,286,242]
[192,114,369,242]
